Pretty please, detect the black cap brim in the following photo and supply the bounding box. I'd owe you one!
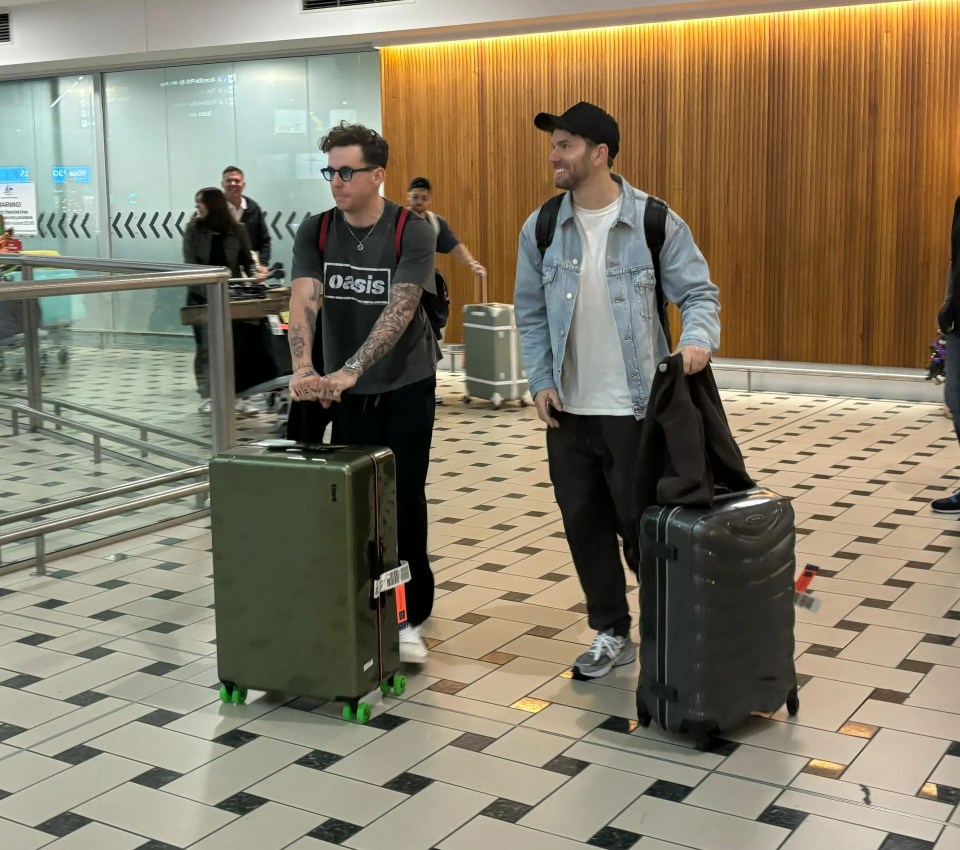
[534,112,569,134]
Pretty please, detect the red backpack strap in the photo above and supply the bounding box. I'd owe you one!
[394,207,410,261]
[317,209,333,256]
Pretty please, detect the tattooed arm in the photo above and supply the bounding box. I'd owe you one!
[288,276,323,399]
[353,283,423,371]
[312,283,423,406]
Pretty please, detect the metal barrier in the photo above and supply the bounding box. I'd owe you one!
[0,254,235,575]
[713,361,927,393]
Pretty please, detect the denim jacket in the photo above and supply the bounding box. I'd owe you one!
[513,175,721,420]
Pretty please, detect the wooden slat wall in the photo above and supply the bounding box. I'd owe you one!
[381,1,960,367]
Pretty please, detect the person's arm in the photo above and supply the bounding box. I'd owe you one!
[287,218,325,398]
[237,225,256,279]
[256,206,272,266]
[659,210,721,374]
[452,243,486,277]
[514,211,561,427]
[313,216,435,404]
[437,216,485,276]
[182,221,200,264]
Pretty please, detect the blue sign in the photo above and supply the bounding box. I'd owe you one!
[0,167,31,182]
[52,166,91,184]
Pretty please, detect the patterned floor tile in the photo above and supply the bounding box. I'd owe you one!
[1,373,960,849]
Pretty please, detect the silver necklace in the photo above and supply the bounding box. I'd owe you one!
[342,205,384,252]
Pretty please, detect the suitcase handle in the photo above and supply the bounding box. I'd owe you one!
[472,273,487,305]
[264,442,348,454]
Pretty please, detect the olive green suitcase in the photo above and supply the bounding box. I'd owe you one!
[210,443,406,723]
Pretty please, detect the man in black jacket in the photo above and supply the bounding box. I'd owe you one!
[933,195,960,513]
[222,166,270,278]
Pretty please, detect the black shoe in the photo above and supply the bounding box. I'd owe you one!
[931,489,960,514]
[435,395,444,406]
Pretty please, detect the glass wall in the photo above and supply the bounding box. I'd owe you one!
[0,75,102,258]
[0,51,381,341]
[103,52,381,337]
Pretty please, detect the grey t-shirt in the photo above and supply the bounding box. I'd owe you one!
[292,202,437,394]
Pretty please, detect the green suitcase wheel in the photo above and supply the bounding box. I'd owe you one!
[231,687,248,705]
[219,685,232,704]
[392,675,407,696]
[342,704,355,722]
[356,703,372,724]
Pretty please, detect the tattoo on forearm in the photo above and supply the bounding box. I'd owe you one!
[289,281,320,366]
[355,283,422,370]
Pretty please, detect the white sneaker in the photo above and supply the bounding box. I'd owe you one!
[399,624,428,664]
[198,398,211,414]
[235,398,259,416]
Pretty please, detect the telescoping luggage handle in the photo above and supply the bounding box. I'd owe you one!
[471,272,488,305]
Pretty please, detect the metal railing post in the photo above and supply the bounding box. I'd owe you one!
[207,276,236,453]
[20,265,43,432]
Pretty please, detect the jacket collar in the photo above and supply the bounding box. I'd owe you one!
[555,173,638,230]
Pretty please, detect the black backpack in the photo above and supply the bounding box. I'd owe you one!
[535,193,672,350]
[318,206,448,341]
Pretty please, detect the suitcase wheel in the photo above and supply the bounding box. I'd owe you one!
[218,682,247,705]
[786,687,800,717]
[688,722,716,752]
[635,701,652,728]
[463,395,471,404]
[342,702,373,724]
[380,674,407,698]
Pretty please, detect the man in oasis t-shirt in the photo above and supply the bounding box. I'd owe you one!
[288,122,437,664]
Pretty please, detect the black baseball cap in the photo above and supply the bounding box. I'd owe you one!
[534,101,620,160]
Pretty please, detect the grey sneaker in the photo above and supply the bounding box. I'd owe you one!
[572,629,636,679]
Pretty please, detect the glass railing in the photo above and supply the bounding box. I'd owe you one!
[0,254,236,575]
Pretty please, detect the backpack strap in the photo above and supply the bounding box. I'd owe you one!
[535,193,565,260]
[317,209,333,257]
[319,206,408,262]
[643,195,671,349]
[394,206,410,261]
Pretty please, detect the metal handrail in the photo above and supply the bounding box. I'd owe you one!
[0,389,208,449]
[714,361,927,382]
[0,482,208,547]
[0,253,235,452]
[0,466,208,527]
[48,397,208,448]
[2,401,200,465]
[0,268,228,299]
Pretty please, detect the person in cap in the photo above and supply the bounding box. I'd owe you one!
[513,101,721,678]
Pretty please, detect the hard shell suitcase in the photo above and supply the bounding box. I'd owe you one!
[636,487,799,749]
[462,275,528,409]
[210,443,406,723]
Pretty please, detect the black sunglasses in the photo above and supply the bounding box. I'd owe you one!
[320,165,377,182]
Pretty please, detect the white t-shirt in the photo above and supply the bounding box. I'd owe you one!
[561,195,633,416]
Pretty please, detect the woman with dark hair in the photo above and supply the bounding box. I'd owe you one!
[184,187,277,415]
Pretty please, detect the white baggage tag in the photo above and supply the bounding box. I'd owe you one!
[373,561,411,598]
[794,591,822,613]
[267,314,283,335]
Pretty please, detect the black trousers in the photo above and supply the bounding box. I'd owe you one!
[332,375,437,627]
[546,412,644,636]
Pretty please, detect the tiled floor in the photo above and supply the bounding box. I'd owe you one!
[1,353,960,848]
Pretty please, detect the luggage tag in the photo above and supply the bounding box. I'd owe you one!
[374,560,411,600]
[267,314,284,335]
[794,564,822,613]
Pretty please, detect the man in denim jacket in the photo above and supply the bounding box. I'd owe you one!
[514,102,721,678]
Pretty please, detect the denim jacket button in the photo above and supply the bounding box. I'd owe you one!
[572,259,579,266]
[566,293,573,300]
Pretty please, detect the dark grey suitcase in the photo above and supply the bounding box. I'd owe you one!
[636,487,799,748]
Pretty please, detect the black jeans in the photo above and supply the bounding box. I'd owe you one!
[546,412,644,636]
[332,375,437,627]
